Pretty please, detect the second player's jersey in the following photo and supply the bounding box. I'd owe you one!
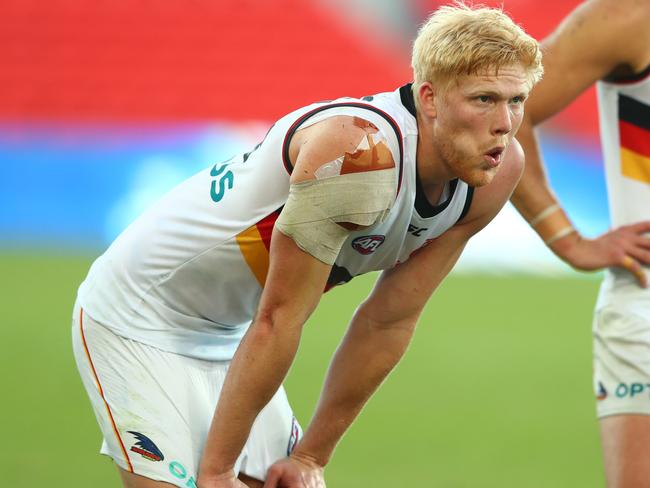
[78,85,473,360]
[597,66,650,228]
[596,66,650,302]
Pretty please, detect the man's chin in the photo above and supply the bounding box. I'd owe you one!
[459,168,497,187]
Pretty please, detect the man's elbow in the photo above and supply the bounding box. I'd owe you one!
[251,304,305,339]
[356,303,420,335]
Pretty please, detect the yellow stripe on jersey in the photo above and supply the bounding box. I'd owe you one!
[621,147,650,184]
[236,225,270,287]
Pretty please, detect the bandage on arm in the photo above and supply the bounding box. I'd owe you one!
[277,116,399,265]
[276,169,396,264]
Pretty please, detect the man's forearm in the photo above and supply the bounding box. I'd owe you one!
[510,122,559,219]
[511,122,578,249]
[294,307,417,466]
[199,316,303,480]
[199,230,330,483]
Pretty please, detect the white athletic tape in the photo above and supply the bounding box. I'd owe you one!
[529,203,560,227]
[544,226,576,245]
[276,168,397,264]
[313,132,380,180]
[314,156,344,179]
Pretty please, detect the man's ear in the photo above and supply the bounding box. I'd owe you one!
[417,82,438,118]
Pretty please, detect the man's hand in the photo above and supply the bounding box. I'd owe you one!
[197,470,248,488]
[263,454,325,488]
[550,222,650,287]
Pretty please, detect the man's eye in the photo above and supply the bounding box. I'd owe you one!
[511,96,524,104]
[478,95,490,103]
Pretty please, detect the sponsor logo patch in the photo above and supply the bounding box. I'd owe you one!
[597,382,607,400]
[614,382,650,399]
[169,460,197,487]
[351,235,385,255]
[128,431,164,462]
[287,416,301,456]
[407,224,428,237]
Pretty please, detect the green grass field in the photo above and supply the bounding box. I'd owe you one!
[3,252,604,487]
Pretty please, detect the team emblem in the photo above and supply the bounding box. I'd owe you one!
[128,431,165,461]
[351,235,385,255]
[597,382,607,401]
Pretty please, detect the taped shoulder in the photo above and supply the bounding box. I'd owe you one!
[275,168,397,265]
[290,115,397,184]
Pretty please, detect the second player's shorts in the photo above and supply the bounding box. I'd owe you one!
[71,303,302,487]
[593,280,650,418]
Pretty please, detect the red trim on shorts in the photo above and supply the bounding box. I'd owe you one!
[79,307,134,473]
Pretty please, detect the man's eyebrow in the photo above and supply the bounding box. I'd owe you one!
[468,89,529,98]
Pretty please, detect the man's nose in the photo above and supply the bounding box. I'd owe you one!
[492,103,513,136]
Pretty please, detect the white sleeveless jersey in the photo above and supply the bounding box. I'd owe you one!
[596,66,650,299]
[597,66,650,228]
[78,85,474,360]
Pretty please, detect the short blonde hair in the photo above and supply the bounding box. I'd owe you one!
[412,2,542,92]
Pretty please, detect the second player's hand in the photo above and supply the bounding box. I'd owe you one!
[550,222,650,287]
[263,454,325,488]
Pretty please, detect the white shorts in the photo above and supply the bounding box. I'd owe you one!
[593,282,650,418]
[71,304,302,487]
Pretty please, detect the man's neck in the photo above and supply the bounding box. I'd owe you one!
[415,112,454,205]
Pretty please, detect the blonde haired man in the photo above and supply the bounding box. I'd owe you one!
[511,0,650,486]
[72,3,541,488]
[411,3,542,94]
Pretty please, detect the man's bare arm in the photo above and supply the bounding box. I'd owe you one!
[522,0,650,127]
[197,116,384,487]
[262,138,526,488]
[510,0,650,286]
[198,230,331,487]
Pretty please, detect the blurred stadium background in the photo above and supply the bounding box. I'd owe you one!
[2,1,607,486]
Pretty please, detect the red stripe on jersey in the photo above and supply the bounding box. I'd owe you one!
[256,208,282,252]
[620,120,650,158]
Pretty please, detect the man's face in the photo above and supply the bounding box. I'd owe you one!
[432,64,530,187]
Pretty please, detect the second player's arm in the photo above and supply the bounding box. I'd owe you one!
[510,0,650,285]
